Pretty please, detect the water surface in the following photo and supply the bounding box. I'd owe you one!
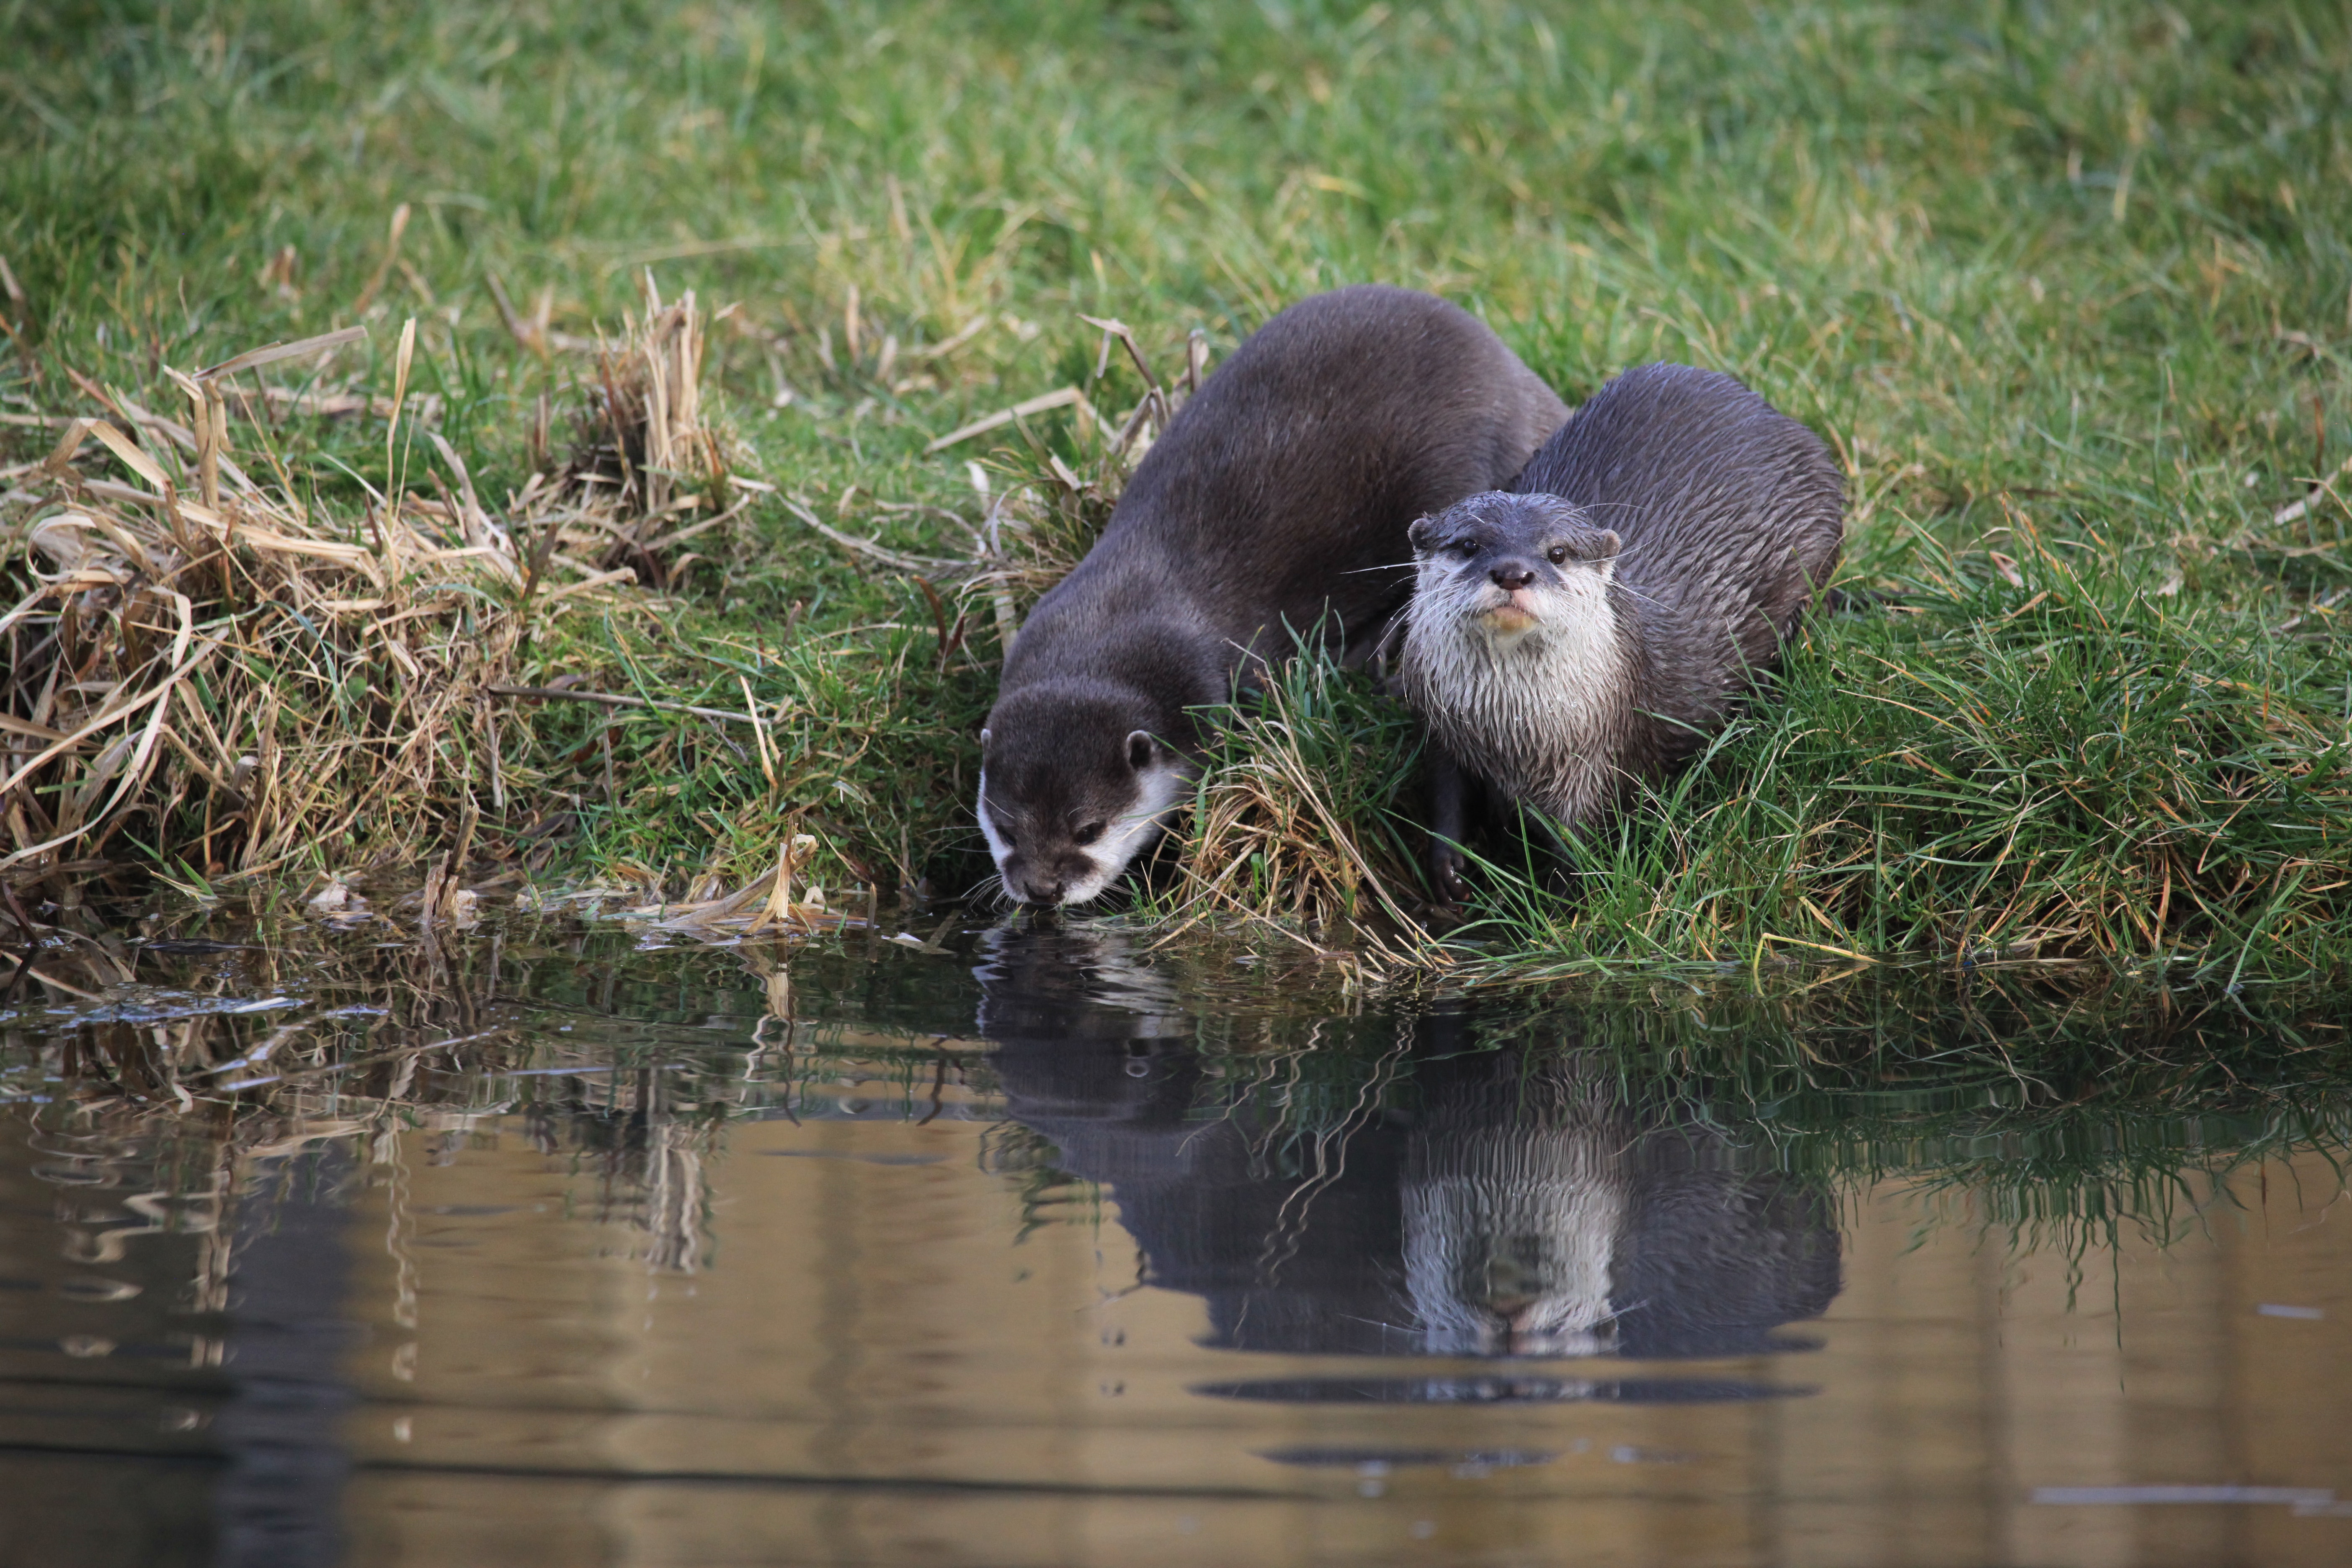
[3,906,2349,1565]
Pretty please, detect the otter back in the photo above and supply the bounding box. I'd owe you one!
[979,285,1568,908]
[1513,361,1844,738]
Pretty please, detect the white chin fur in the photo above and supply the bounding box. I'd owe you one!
[1474,610,1545,652]
[977,769,1016,890]
[978,760,1192,908]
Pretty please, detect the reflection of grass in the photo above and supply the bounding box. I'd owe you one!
[1642,983,2352,1253]
[985,1124,1102,1247]
[4,1,2349,975]
[5,903,2348,1251]
[1146,967,2352,1244]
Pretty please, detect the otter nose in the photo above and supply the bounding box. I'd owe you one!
[1021,874,1065,905]
[1489,561,1537,591]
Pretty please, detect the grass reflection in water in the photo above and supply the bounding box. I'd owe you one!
[0,900,2348,1564]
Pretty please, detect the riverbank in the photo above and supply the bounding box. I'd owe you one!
[4,0,2347,979]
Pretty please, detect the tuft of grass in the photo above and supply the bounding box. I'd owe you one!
[1139,642,1432,944]
[563,276,738,587]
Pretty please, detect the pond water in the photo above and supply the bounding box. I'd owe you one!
[3,905,2351,1566]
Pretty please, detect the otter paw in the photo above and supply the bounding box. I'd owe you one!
[1431,846,1471,906]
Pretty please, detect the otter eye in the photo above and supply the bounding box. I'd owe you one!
[1072,820,1105,847]
[1547,545,1570,564]
[1452,539,1479,559]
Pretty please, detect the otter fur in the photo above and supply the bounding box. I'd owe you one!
[979,285,1568,908]
[1398,363,1844,897]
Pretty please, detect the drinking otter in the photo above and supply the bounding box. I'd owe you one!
[978,285,1568,908]
[1397,363,1844,898]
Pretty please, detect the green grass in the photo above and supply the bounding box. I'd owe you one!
[4,0,2350,977]
[1451,522,2352,980]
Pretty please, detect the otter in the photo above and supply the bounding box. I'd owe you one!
[975,925,1841,1361]
[978,285,1569,908]
[1397,363,1844,899]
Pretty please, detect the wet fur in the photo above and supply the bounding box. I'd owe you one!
[980,285,1568,907]
[1401,501,1637,830]
[1399,363,1844,873]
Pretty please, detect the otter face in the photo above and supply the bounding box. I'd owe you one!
[977,690,1191,908]
[1403,1124,1630,1358]
[1407,493,1620,650]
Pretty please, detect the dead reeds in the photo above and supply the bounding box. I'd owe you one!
[1143,647,1439,960]
[952,315,1202,655]
[563,274,741,591]
[0,299,728,894]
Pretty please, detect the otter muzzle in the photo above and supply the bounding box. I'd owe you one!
[1472,588,1544,637]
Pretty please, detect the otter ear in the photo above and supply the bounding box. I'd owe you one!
[979,727,992,752]
[1125,730,1155,771]
[1406,515,1441,554]
[1593,530,1621,559]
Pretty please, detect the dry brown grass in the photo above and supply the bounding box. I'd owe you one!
[1133,648,1446,969]
[0,302,728,894]
[560,275,742,591]
[947,315,1199,645]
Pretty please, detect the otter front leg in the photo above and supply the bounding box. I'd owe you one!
[1426,747,1473,905]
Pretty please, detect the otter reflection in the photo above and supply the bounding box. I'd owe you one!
[1406,1059,1627,1357]
[978,928,1839,1359]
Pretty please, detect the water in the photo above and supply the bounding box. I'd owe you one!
[3,905,2352,1565]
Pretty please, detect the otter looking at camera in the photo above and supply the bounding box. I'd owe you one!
[978,285,1568,908]
[1398,363,1844,898]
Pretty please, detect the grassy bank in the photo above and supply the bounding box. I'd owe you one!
[3,0,2349,978]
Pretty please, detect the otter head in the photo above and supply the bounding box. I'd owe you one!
[977,682,1192,908]
[1406,492,1620,651]
[1403,1069,1632,1359]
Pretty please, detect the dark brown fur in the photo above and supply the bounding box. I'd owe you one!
[980,285,1569,907]
[1402,362,1844,898]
